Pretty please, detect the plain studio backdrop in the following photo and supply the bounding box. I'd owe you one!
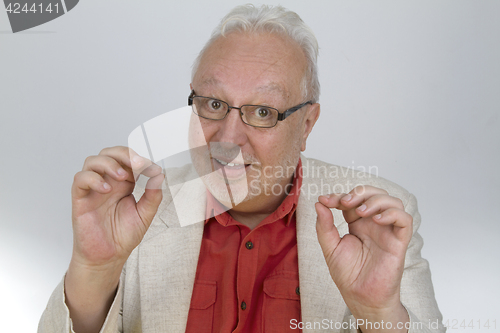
[1,1,499,332]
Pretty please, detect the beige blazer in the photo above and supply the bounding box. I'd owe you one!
[39,156,445,333]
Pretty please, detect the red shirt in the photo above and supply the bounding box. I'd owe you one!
[186,162,303,333]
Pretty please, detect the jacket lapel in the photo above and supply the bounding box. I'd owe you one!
[138,175,206,332]
[296,158,348,331]
[137,158,351,331]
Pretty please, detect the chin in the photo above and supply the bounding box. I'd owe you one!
[202,173,253,208]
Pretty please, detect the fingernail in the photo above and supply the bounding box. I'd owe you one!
[133,156,143,165]
[343,194,352,202]
[374,214,382,220]
[117,168,127,176]
[358,204,366,212]
[103,182,111,190]
[147,174,165,189]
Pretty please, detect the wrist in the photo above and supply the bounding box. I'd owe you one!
[65,258,123,309]
[351,303,409,333]
[64,260,123,333]
[66,256,124,290]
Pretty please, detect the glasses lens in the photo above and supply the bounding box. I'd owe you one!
[192,97,228,120]
[241,105,278,128]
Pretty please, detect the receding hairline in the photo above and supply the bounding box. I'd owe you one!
[190,4,320,103]
[192,32,309,103]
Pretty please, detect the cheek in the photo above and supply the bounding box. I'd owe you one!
[250,129,297,165]
[275,126,303,161]
[195,118,218,144]
[252,141,273,163]
[189,119,217,157]
[188,116,205,149]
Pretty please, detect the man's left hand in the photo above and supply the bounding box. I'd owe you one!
[315,185,412,332]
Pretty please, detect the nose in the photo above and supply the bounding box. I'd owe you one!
[215,107,249,147]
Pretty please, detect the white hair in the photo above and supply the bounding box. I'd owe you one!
[191,4,320,103]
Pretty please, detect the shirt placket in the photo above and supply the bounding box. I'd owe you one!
[234,226,259,330]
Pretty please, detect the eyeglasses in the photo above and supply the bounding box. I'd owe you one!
[188,90,312,128]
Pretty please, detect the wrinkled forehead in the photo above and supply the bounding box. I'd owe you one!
[197,77,289,100]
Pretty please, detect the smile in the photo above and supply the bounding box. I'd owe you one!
[214,158,244,167]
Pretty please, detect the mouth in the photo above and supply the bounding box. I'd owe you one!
[213,157,247,168]
[211,156,253,180]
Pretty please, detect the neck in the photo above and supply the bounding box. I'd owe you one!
[228,210,270,230]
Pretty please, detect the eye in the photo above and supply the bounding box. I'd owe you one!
[256,107,270,118]
[209,99,222,110]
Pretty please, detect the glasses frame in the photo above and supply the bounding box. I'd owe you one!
[188,90,312,128]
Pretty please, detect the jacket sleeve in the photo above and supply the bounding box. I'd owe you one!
[38,273,124,333]
[399,193,446,333]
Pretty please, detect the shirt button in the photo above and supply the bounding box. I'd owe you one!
[245,241,254,250]
[241,301,247,310]
[296,287,300,296]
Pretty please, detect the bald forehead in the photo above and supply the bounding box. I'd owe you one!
[198,77,288,99]
[193,32,307,104]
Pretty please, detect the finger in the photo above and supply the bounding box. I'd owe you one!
[372,208,413,241]
[318,193,350,210]
[373,207,412,228]
[140,162,164,179]
[98,146,136,169]
[354,194,404,218]
[338,186,390,223]
[136,173,165,228]
[82,155,130,182]
[72,170,112,199]
[340,185,388,209]
[98,146,161,181]
[318,193,362,224]
[315,202,341,259]
[127,152,162,181]
[98,146,149,176]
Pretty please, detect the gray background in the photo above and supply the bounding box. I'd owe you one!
[1,1,499,332]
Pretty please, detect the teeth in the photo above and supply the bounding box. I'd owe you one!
[215,158,242,167]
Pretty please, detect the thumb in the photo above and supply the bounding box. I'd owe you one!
[136,173,165,226]
[315,202,341,259]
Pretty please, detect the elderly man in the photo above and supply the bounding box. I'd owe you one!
[39,4,444,333]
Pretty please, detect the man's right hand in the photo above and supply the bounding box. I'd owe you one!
[71,146,164,267]
[65,146,164,333]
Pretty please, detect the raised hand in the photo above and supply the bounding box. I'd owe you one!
[70,146,164,267]
[65,146,164,333]
[315,185,413,332]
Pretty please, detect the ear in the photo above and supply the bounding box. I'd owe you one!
[190,83,193,90]
[300,103,321,152]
